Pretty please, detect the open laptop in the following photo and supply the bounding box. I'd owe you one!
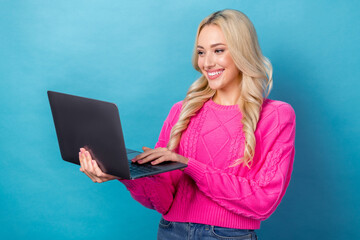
[47,90,187,179]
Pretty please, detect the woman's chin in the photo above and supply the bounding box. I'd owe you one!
[207,82,222,90]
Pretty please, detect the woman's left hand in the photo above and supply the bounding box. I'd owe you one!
[132,146,189,165]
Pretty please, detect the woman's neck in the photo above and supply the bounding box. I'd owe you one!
[212,91,241,106]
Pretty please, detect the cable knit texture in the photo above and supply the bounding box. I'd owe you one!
[119,98,296,229]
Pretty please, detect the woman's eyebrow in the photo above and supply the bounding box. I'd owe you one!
[197,43,226,49]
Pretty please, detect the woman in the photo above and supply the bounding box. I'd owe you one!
[79,9,296,240]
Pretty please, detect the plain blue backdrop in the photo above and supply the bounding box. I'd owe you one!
[1,0,359,239]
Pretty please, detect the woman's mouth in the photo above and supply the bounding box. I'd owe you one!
[207,69,224,80]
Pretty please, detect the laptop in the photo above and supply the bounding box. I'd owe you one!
[47,90,187,179]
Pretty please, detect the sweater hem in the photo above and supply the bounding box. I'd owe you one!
[162,213,261,230]
[163,189,262,230]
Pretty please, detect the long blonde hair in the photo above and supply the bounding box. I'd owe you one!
[167,9,273,168]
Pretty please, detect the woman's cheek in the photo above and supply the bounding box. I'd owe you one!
[218,54,231,67]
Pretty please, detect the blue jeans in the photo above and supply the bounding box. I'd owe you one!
[157,217,258,240]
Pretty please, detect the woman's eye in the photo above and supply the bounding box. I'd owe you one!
[215,49,225,54]
[197,51,204,56]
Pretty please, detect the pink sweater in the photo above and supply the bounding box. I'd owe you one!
[120,98,296,230]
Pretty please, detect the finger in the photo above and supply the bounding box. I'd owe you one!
[84,151,95,172]
[133,147,166,162]
[79,151,89,172]
[86,157,112,182]
[138,151,168,164]
[82,151,99,181]
[79,152,98,182]
[92,160,117,181]
[79,152,85,172]
[136,146,159,159]
[151,152,178,165]
[87,160,103,182]
[151,155,169,165]
[92,160,106,178]
[81,163,98,182]
[133,147,154,161]
[80,148,116,182]
[82,151,90,171]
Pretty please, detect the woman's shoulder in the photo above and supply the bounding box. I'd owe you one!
[258,98,296,131]
[171,100,183,109]
[169,100,183,115]
[262,98,295,114]
[164,100,183,125]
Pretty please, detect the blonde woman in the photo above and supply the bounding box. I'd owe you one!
[79,9,296,240]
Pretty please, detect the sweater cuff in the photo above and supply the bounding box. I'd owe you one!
[183,157,207,182]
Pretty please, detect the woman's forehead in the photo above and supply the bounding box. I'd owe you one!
[197,25,227,47]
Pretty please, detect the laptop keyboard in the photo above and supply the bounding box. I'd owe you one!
[129,162,161,175]
[126,148,162,175]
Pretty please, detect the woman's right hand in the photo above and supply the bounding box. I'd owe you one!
[79,148,121,183]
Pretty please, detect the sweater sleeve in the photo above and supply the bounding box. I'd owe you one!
[183,103,296,220]
[118,102,183,214]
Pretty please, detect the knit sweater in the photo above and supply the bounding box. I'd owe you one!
[119,98,296,230]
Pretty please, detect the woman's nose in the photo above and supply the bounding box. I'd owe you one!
[204,54,215,69]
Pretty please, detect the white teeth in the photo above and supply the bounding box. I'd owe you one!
[208,70,223,76]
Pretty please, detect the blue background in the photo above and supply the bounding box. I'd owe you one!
[1,0,359,239]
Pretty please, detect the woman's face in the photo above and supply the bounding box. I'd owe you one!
[197,24,241,92]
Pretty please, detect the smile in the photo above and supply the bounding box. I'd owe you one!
[207,69,224,80]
